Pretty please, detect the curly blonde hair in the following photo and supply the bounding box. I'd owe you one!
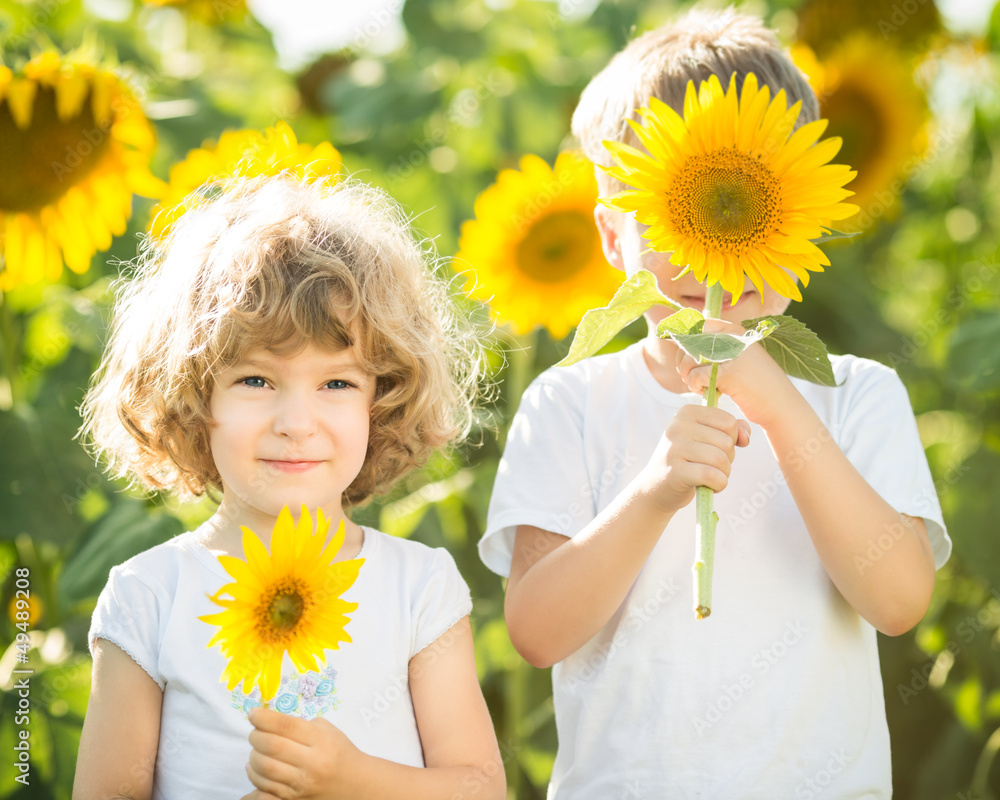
[81,174,485,507]
[572,7,819,200]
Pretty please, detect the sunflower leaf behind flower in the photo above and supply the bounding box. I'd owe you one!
[199,506,363,703]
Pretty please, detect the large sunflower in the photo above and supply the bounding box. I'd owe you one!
[0,51,164,291]
[149,121,342,240]
[455,151,622,339]
[602,72,858,303]
[199,506,363,702]
[793,37,929,231]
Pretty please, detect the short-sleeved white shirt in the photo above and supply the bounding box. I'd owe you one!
[90,526,472,800]
[481,341,950,800]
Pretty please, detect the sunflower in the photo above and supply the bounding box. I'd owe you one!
[796,0,942,58]
[149,121,342,240]
[601,72,859,303]
[0,51,164,291]
[455,151,622,339]
[793,37,929,231]
[199,506,363,702]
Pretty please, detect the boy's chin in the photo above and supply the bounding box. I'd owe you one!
[676,290,762,316]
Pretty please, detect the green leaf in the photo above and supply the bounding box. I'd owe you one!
[671,326,772,364]
[656,308,704,337]
[813,229,862,244]
[741,315,837,386]
[57,501,183,608]
[557,270,679,366]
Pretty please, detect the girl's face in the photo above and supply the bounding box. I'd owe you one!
[208,341,375,533]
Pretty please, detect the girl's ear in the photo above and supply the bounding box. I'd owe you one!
[594,206,625,272]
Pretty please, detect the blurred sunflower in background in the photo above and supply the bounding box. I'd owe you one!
[455,151,621,339]
[796,0,943,57]
[149,121,343,239]
[793,36,930,231]
[0,50,164,291]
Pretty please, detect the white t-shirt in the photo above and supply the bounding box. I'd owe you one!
[480,341,951,800]
[90,526,472,800]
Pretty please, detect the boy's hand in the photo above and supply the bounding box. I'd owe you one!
[240,706,365,800]
[640,404,751,514]
[675,318,799,428]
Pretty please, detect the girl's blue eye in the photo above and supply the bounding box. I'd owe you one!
[241,376,267,388]
[326,379,352,390]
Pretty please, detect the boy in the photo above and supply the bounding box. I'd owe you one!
[479,9,951,798]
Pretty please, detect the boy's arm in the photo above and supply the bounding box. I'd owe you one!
[758,392,935,636]
[505,404,750,668]
[243,617,504,800]
[683,320,937,636]
[73,639,163,800]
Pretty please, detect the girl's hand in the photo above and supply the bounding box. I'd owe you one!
[242,706,366,800]
[675,318,800,429]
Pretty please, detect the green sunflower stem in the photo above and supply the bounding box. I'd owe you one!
[693,282,723,620]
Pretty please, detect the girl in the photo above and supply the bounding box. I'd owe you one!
[73,175,504,800]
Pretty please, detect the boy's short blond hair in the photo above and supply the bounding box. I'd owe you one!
[572,7,819,199]
[81,174,484,507]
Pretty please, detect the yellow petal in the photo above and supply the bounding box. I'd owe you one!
[6,79,37,129]
[55,72,90,121]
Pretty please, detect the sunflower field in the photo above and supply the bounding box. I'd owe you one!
[1,0,999,797]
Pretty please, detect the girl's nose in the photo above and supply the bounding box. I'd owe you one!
[272,392,318,439]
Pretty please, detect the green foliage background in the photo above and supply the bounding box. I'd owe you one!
[0,0,999,797]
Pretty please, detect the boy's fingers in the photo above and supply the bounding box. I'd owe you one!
[736,420,752,447]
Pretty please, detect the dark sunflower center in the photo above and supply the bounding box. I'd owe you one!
[268,591,305,630]
[0,85,113,212]
[671,147,781,255]
[255,578,311,642]
[822,83,884,196]
[516,210,597,283]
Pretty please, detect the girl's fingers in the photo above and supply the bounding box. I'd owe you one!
[246,752,303,797]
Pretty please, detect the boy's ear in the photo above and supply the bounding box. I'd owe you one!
[594,206,625,272]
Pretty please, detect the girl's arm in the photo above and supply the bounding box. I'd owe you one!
[243,616,504,800]
[73,639,163,800]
